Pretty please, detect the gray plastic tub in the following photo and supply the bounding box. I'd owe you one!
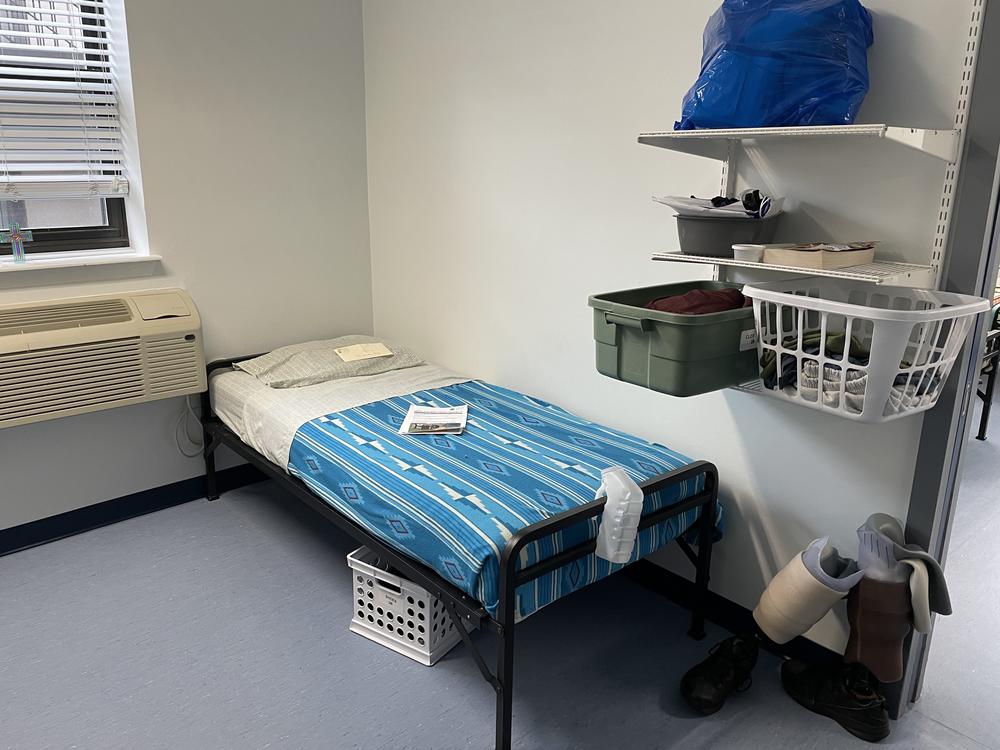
[589,281,759,397]
[676,214,781,258]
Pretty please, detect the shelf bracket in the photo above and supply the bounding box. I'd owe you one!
[720,139,738,198]
[884,127,960,164]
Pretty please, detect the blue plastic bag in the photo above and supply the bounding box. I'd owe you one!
[675,0,874,130]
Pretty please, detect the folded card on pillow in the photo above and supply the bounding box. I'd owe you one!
[335,342,393,362]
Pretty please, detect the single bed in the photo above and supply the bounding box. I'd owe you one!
[203,354,720,750]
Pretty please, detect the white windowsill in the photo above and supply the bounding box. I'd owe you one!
[0,250,162,274]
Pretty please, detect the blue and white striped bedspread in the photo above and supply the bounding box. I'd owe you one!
[287,380,721,620]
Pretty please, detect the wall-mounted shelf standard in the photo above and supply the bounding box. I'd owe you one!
[652,250,936,288]
[638,124,960,164]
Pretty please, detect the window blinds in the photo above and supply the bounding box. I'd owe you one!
[0,0,128,199]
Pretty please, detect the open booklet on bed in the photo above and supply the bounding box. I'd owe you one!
[398,404,468,435]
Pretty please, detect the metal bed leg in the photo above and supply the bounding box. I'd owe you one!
[494,621,515,750]
[204,448,219,501]
[495,540,519,750]
[688,489,717,641]
[977,360,997,441]
[201,391,221,501]
[441,598,512,750]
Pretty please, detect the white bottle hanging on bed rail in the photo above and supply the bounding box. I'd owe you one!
[595,467,644,564]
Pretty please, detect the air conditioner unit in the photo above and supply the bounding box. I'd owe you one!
[0,289,206,429]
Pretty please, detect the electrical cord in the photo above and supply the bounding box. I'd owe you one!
[174,394,204,458]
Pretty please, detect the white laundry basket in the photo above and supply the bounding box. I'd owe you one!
[743,278,990,423]
[348,547,463,666]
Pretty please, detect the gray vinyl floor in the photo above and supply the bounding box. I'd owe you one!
[2,479,996,749]
[914,394,1000,750]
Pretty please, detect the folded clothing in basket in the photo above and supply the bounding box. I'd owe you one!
[798,361,937,416]
[760,332,868,388]
[646,287,749,315]
[761,331,942,415]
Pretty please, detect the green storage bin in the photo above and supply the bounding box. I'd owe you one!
[588,281,759,397]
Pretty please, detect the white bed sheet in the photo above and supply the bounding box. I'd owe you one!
[210,363,471,468]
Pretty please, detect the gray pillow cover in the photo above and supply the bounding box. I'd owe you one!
[234,335,423,388]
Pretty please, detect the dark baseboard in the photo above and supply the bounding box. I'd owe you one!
[0,464,266,558]
[627,559,841,666]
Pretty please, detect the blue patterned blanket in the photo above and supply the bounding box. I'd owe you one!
[288,380,719,620]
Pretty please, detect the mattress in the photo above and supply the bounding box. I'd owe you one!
[212,367,718,621]
[284,380,718,621]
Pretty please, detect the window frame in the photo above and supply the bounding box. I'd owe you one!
[0,1,130,258]
[0,197,130,256]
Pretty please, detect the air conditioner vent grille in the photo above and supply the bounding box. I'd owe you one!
[0,298,132,337]
[0,338,144,424]
[145,337,202,396]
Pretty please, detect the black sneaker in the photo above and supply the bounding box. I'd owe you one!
[781,660,890,743]
[680,635,758,715]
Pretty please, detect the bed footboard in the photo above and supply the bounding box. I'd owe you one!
[492,462,718,750]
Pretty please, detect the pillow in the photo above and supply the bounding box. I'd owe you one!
[234,335,423,388]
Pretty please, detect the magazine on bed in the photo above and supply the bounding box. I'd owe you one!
[399,404,468,435]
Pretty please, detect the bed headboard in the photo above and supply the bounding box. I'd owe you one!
[205,353,267,377]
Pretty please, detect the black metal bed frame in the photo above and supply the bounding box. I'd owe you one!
[201,356,718,750]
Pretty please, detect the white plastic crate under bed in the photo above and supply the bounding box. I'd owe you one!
[348,547,463,666]
[743,278,990,424]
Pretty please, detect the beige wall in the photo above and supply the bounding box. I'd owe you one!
[0,0,372,528]
[363,0,971,651]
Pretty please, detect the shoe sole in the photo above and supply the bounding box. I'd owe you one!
[680,678,753,716]
[680,679,724,716]
[782,672,890,743]
[681,693,723,716]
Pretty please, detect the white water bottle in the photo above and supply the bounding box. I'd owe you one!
[594,467,644,564]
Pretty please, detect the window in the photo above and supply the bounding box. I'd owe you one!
[0,0,130,257]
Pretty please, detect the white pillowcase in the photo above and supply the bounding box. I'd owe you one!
[234,335,423,388]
